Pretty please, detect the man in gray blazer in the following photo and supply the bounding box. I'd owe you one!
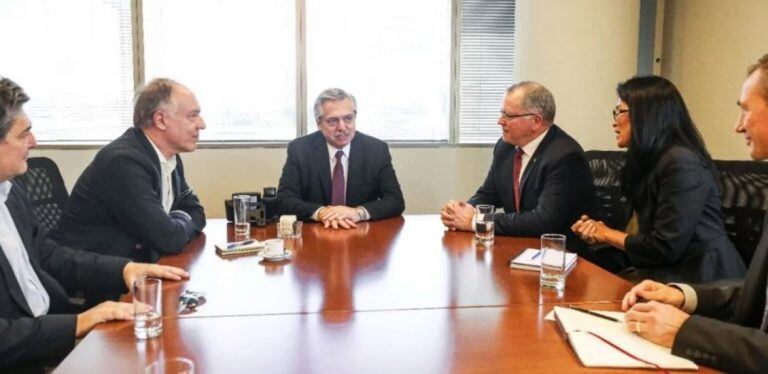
[621,54,768,374]
[0,77,189,372]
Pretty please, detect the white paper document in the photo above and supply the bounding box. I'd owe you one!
[508,248,577,271]
[552,306,698,370]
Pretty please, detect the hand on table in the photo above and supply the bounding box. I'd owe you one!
[122,262,190,291]
[319,206,359,230]
[621,279,685,311]
[440,200,475,231]
[75,301,137,338]
[624,300,690,348]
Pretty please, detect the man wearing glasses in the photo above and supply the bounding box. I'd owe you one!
[277,88,405,229]
[441,81,599,242]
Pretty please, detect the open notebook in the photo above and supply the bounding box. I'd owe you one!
[551,306,698,370]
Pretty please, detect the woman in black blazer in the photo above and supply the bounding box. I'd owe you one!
[572,76,746,283]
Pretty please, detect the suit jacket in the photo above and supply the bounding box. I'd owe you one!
[623,146,746,283]
[51,128,206,263]
[277,131,405,221]
[1,181,128,372]
[671,211,768,373]
[468,125,600,244]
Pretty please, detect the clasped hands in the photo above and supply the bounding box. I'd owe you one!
[570,214,610,244]
[75,262,189,338]
[621,279,691,348]
[440,200,475,231]
[318,205,360,229]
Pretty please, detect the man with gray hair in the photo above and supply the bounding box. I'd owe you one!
[0,76,190,372]
[51,78,206,264]
[277,88,404,229]
[441,81,599,241]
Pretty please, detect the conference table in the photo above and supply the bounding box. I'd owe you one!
[55,216,715,373]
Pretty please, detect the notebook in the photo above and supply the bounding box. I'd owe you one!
[215,239,265,257]
[508,248,577,271]
[552,306,698,370]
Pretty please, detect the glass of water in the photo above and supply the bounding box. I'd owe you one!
[233,194,251,240]
[474,204,495,246]
[540,233,567,290]
[134,276,162,339]
[146,357,195,374]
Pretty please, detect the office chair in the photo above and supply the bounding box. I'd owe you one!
[15,156,69,234]
[584,150,631,231]
[714,160,768,266]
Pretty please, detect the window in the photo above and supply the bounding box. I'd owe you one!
[1,0,516,144]
[306,0,451,141]
[0,0,134,142]
[459,0,517,143]
[143,0,297,141]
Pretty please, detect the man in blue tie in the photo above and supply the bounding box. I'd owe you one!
[277,88,405,229]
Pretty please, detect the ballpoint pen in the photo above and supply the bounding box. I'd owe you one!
[568,305,621,323]
[228,239,255,249]
[531,250,542,260]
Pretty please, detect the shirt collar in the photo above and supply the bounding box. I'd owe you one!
[0,181,11,204]
[520,127,550,156]
[146,135,177,170]
[327,142,352,160]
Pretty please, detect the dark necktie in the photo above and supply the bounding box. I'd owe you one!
[513,147,524,212]
[331,150,346,206]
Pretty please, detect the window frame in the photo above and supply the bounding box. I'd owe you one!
[34,0,506,149]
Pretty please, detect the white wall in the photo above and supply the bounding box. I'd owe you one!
[662,0,768,160]
[31,0,641,218]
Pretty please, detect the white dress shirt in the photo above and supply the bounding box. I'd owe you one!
[147,138,177,213]
[0,181,50,316]
[517,127,551,184]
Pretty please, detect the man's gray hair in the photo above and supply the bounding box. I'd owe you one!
[133,78,180,129]
[506,81,556,123]
[313,88,357,123]
[748,54,768,101]
[0,77,30,140]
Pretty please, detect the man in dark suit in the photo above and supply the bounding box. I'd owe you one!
[51,78,206,263]
[441,81,599,241]
[621,54,768,374]
[0,77,189,373]
[277,88,405,229]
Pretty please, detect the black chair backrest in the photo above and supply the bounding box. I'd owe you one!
[714,160,768,266]
[14,157,69,234]
[584,150,631,230]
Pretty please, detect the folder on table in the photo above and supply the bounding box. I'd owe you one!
[552,306,698,370]
[508,248,577,271]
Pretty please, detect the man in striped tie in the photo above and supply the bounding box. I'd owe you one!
[277,88,405,229]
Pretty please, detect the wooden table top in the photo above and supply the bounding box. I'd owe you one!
[150,216,634,318]
[55,216,714,373]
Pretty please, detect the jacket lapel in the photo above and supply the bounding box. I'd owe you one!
[520,126,557,190]
[346,135,364,204]
[2,189,36,316]
[312,133,333,202]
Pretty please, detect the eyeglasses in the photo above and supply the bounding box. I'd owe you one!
[499,110,538,120]
[322,113,356,127]
[612,107,629,120]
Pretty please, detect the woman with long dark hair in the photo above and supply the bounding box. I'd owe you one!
[572,75,746,283]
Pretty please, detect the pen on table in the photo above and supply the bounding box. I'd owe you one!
[531,250,542,260]
[228,239,255,249]
[568,305,620,323]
